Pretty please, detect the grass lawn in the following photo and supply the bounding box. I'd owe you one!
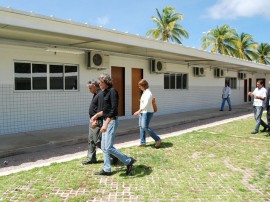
[0,117,270,201]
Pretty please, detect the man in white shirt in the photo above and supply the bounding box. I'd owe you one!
[248,80,269,134]
[219,82,232,111]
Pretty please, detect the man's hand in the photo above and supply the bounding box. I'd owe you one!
[91,114,98,122]
[134,110,141,116]
[100,124,108,132]
[91,120,98,129]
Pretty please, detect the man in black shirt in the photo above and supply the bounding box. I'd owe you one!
[92,73,136,176]
[82,80,103,165]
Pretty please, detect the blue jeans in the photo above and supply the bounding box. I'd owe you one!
[139,112,160,145]
[220,97,232,111]
[253,106,268,132]
[101,118,132,172]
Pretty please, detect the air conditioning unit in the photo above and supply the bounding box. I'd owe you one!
[214,68,226,78]
[238,72,247,80]
[86,51,109,69]
[150,59,167,73]
[193,67,206,77]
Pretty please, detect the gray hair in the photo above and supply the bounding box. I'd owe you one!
[98,73,113,86]
[87,80,99,87]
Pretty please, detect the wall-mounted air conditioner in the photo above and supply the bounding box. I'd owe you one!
[193,66,206,77]
[238,72,247,80]
[214,68,226,78]
[150,59,167,73]
[86,51,109,69]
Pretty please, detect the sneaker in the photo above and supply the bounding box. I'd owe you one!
[155,139,162,148]
[82,160,97,165]
[94,170,112,176]
[126,158,136,175]
[251,131,258,134]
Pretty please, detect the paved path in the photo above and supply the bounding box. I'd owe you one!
[0,103,254,176]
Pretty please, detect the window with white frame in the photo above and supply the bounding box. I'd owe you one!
[164,73,188,89]
[14,62,78,91]
[225,77,237,89]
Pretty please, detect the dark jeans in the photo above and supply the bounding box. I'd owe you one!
[220,97,232,111]
[253,106,268,132]
[266,108,270,128]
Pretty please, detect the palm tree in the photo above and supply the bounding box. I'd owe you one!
[201,24,237,55]
[234,32,258,61]
[146,6,189,44]
[256,43,270,65]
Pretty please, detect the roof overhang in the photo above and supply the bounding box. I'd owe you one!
[0,7,269,74]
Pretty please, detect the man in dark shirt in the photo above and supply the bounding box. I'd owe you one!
[265,80,270,137]
[82,80,103,165]
[92,73,136,176]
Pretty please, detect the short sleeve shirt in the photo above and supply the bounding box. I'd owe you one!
[253,87,267,107]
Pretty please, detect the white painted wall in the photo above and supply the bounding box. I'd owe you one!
[1,43,267,135]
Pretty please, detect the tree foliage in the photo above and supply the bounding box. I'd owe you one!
[146,6,189,44]
[201,24,270,65]
[201,24,237,55]
[256,43,270,65]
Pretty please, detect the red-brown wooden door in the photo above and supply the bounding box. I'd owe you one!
[111,66,125,116]
[132,68,143,114]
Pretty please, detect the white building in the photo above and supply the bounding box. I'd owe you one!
[0,7,269,135]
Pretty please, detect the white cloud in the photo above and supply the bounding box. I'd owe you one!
[97,16,109,26]
[206,0,270,19]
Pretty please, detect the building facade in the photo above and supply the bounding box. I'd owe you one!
[0,7,269,135]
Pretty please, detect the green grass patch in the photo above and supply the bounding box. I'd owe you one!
[0,117,270,201]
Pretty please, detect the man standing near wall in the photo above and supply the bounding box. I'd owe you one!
[219,82,232,111]
[248,80,269,134]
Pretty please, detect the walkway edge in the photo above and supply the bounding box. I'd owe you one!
[0,113,253,176]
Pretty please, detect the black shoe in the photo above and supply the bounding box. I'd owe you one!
[251,131,258,134]
[82,160,97,165]
[219,109,223,111]
[126,158,136,176]
[94,170,112,176]
[111,157,119,165]
[260,127,268,132]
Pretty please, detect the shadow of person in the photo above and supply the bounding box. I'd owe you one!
[119,164,152,177]
[149,141,173,149]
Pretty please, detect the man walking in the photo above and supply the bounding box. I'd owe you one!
[219,82,232,111]
[92,73,136,176]
[82,80,119,165]
[265,80,270,137]
[248,80,269,134]
[82,80,103,165]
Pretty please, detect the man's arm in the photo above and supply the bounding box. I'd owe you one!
[91,111,103,122]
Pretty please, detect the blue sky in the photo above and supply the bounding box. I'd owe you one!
[0,0,269,49]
